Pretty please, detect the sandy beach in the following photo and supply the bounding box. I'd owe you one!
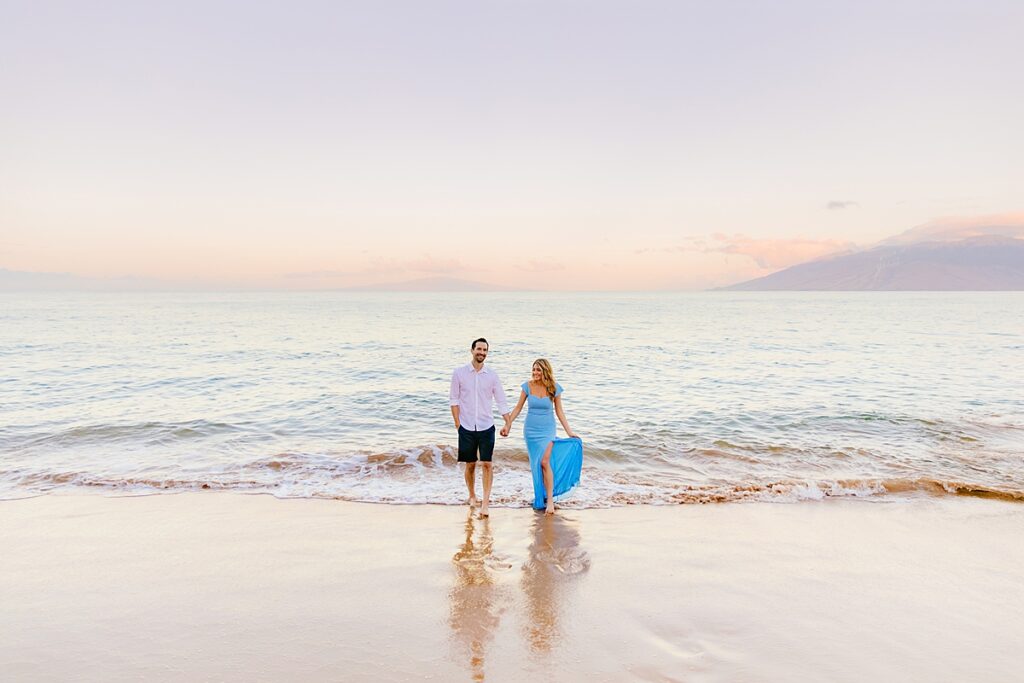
[2,494,1022,682]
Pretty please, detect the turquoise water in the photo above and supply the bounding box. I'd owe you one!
[1,292,1022,505]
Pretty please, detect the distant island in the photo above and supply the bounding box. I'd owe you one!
[719,236,1024,291]
[0,270,520,293]
[0,269,179,291]
[340,276,517,292]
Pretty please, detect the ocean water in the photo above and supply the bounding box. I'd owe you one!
[1,292,1022,506]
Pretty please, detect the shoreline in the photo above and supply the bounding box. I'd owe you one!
[6,473,1023,506]
[3,493,1023,682]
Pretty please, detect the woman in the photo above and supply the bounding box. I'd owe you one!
[503,359,581,514]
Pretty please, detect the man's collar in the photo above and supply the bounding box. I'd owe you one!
[466,362,489,374]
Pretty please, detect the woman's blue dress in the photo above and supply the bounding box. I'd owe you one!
[522,382,583,509]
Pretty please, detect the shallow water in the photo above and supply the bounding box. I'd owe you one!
[2,291,1022,505]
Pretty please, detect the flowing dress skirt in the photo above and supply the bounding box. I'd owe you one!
[525,436,583,510]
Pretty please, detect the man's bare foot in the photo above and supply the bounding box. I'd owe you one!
[478,502,490,518]
[468,497,478,508]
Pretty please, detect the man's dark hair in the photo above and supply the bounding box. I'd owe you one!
[471,337,489,350]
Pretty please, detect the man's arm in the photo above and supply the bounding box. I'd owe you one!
[493,375,511,436]
[449,370,461,429]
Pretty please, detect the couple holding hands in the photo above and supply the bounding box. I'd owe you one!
[449,338,582,518]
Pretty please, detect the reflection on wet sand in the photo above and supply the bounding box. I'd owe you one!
[448,512,511,682]
[521,512,590,653]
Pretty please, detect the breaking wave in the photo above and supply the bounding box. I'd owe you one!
[2,444,1021,506]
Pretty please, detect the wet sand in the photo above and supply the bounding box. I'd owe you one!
[2,493,1022,682]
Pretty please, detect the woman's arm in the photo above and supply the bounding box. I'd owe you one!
[509,390,527,422]
[553,395,577,438]
[501,391,528,436]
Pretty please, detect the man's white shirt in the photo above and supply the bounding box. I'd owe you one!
[449,363,510,431]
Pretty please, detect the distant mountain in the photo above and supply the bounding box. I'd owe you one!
[0,268,89,290]
[0,269,519,292]
[719,236,1024,291]
[342,276,517,292]
[0,268,180,291]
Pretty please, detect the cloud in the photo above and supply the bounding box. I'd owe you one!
[284,269,368,279]
[637,234,854,270]
[283,255,476,281]
[403,256,473,274]
[826,200,858,210]
[517,260,565,273]
[883,212,1024,245]
[707,234,854,269]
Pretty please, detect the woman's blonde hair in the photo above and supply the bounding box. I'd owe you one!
[532,358,557,400]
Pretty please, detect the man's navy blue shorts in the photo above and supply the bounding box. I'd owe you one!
[458,425,495,463]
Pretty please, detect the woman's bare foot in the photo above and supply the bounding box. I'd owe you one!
[468,497,478,508]
[545,503,555,515]
[478,502,489,518]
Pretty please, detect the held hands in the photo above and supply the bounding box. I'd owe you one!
[499,426,509,437]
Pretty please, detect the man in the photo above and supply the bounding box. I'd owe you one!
[449,337,511,518]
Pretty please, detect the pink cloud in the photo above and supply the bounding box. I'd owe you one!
[707,234,854,269]
[402,256,474,274]
[640,234,854,270]
[517,260,565,273]
[883,212,1024,245]
[284,268,369,279]
[283,255,476,281]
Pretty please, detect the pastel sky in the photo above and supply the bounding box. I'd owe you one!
[2,0,1022,290]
